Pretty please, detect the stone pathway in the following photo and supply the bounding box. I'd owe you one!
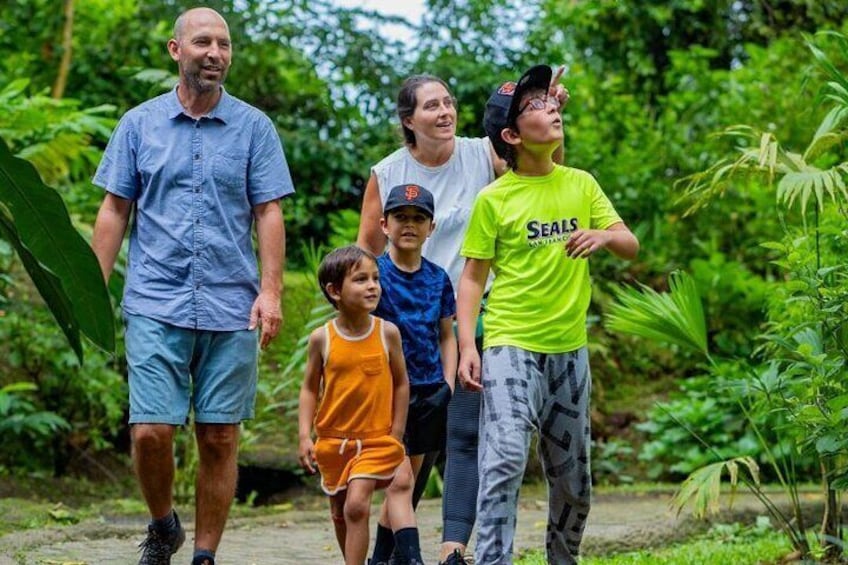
[0,490,808,564]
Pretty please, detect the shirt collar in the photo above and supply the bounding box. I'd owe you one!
[166,85,231,124]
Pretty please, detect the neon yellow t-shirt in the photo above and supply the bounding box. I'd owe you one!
[460,165,622,353]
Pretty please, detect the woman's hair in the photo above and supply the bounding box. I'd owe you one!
[397,74,452,147]
[317,245,377,309]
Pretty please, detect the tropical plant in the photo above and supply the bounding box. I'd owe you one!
[0,133,114,361]
[0,382,70,471]
[0,81,116,361]
[606,32,848,560]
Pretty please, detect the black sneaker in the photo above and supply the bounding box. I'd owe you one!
[138,511,186,565]
[439,549,469,565]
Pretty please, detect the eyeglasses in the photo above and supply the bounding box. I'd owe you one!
[517,95,560,116]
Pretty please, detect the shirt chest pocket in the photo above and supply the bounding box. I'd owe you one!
[212,153,247,193]
[360,354,384,377]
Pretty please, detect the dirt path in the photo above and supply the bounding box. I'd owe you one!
[0,490,801,564]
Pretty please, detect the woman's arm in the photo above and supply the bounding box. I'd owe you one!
[356,172,387,255]
[439,317,458,392]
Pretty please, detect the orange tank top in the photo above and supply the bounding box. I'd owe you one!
[314,316,394,439]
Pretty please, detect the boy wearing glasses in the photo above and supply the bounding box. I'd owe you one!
[455,65,639,565]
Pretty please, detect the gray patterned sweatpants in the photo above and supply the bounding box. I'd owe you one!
[474,346,591,565]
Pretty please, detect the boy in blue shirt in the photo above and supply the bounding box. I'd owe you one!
[369,183,458,565]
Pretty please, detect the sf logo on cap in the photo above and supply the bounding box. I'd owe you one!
[497,82,517,96]
[405,185,420,200]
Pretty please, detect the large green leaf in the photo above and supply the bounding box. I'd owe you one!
[0,204,82,361]
[0,135,114,353]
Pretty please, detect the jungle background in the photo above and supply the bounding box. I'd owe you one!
[2,0,848,561]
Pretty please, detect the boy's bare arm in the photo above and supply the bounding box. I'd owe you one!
[439,317,458,391]
[456,258,491,391]
[297,328,324,474]
[385,322,409,441]
[565,222,640,260]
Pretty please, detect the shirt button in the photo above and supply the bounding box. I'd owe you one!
[194,154,200,160]
[194,187,200,192]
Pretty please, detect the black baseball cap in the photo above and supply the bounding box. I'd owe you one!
[384,183,435,218]
[483,65,552,157]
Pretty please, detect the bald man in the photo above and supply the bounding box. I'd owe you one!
[92,8,295,565]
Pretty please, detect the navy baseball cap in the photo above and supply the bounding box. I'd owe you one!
[484,65,552,156]
[384,183,435,218]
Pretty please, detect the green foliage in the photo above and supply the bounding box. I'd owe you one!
[687,253,772,357]
[0,306,125,474]
[551,518,790,565]
[591,439,635,485]
[0,134,114,359]
[671,456,760,519]
[608,30,848,559]
[606,271,708,357]
[0,382,70,470]
[637,371,754,480]
[0,79,115,187]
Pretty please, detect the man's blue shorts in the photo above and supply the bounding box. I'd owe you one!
[124,313,259,425]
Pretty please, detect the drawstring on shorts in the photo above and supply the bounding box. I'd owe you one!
[338,438,363,458]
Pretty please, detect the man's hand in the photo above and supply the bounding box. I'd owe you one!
[249,289,282,348]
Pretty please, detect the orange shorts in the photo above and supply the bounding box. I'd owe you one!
[315,435,405,495]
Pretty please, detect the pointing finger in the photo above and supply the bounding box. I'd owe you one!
[551,65,564,87]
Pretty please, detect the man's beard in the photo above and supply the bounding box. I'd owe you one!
[184,64,227,93]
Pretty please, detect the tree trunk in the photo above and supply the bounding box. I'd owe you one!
[51,0,75,99]
[820,459,842,561]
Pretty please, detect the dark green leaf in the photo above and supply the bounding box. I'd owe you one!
[0,135,114,352]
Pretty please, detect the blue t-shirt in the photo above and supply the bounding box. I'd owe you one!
[374,254,456,386]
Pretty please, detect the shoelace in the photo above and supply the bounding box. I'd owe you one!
[138,527,178,561]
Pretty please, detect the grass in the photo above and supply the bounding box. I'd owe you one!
[0,473,143,536]
[515,519,793,565]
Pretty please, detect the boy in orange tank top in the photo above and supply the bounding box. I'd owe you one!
[298,245,424,565]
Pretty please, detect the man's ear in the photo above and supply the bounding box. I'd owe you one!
[167,38,180,62]
[501,126,522,147]
[379,216,389,236]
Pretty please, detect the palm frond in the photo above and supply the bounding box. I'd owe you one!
[807,35,848,110]
[670,456,759,518]
[805,105,848,162]
[677,128,782,216]
[776,165,848,213]
[605,271,708,358]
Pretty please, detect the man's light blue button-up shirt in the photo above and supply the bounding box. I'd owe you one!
[93,88,295,331]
